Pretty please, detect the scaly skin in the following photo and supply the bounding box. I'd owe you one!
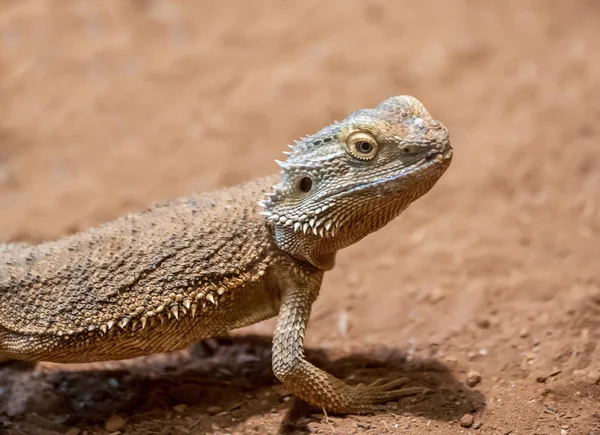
[0,96,452,414]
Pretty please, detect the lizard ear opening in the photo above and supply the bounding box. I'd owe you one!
[298,177,313,193]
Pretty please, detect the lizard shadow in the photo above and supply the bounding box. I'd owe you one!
[0,335,486,434]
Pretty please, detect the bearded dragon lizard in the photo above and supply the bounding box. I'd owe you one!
[0,96,452,414]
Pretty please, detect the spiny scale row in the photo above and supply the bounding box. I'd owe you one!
[259,206,342,237]
[54,270,267,339]
[273,158,335,171]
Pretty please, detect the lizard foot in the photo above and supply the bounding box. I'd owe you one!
[340,377,431,414]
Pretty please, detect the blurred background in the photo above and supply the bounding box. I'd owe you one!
[0,1,598,434]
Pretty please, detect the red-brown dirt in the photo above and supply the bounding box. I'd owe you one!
[0,1,598,434]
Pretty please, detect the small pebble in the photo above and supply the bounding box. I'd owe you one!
[206,406,223,415]
[519,327,530,338]
[460,413,474,428]
[104,415,126,433]
[466,370,482,387]
[536,374,549,383]
[476,319,490,329]
[356,422,371,429]
[473,422,481,429]
[173,404,188,413]
[536,369,561,383]
[338,310,349,337]
[428,288,445,304]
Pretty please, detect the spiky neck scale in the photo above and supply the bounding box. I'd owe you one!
[258,96,453,270]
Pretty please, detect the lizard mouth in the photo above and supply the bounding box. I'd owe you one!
[320,148,453,200]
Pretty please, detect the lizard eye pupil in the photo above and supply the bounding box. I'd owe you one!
[356,141,372,154]
[299,177,313,192]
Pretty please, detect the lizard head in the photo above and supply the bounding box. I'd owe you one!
[259,95,452,269]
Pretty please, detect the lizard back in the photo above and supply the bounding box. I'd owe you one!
[0,175,283,361]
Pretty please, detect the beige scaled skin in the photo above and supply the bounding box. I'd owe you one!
[0,96,452,414]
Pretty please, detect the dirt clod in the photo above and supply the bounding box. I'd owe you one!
[427,288,445,304]
[104,415,126,433]
[206,406,223,415]
[535,369,561,383]
[476,319,491,329]
[460,414,474,428]
[466,370,482,387]
[173,404,188,413]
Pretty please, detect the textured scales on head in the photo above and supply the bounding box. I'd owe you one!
[258,95,453,269]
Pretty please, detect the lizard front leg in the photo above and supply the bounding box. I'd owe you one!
[271,271,425,414]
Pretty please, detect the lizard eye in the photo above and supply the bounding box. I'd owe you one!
[346,131,379,160]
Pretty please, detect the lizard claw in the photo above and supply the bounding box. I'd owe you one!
[345,377,431,414]
[362,376,410,391]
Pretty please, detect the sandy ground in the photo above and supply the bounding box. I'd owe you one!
[0,1,599,434]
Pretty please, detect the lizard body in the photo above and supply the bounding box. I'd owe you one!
[0,96,452,413]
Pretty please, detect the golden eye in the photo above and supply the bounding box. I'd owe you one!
[346,131,379,160]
